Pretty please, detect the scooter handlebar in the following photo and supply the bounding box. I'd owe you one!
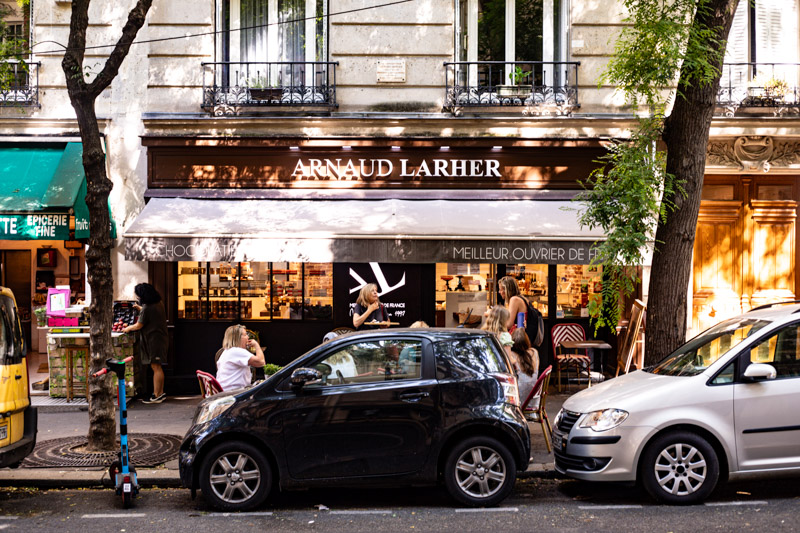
[92,356,135,378]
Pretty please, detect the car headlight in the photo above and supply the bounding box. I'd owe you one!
[553,408,565,428]
[579,409,629,432]
[195,396,236,425]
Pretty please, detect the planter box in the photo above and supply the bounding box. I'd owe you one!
[497,84,532,98]
[249,88,283,101]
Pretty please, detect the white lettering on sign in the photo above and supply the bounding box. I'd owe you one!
[291,158,502,180]
[0,217,18,234]
[452,245,593,263]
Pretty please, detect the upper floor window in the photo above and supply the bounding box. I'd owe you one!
[723,0,799,85]
[217,0,328,86]
[455,0,568,84]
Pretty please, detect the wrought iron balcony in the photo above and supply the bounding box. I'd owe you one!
[717,63,800,117]
[0,61,40,107]
[201,61,337,115]
[444,61,579,115]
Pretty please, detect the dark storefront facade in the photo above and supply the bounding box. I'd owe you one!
[126,137,613,394]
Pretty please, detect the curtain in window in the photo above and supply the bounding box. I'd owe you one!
[279,0,305,84]
[241,0,268,63]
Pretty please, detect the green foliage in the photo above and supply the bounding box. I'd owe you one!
[263,363,282,376]
[577,117,685,332]
[578,0,727,332]
[0,0,29,93]
[603,0,724,110]
[510,66,531,85]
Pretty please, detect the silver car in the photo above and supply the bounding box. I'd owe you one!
[553,302,800,504]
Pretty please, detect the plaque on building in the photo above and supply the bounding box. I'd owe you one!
[377,59,406,83]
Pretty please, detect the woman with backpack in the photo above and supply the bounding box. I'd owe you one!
[498,276,529,332]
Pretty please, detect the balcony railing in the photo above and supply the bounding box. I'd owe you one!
[0,61,40,107]
[201,61,338,115]
[717,62,800,117]
[444,61,579,115]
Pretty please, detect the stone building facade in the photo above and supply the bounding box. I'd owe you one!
[2,0,798,392]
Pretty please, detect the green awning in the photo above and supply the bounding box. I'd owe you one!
[0,142,116,240]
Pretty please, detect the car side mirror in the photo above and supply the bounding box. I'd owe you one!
[290,367,323,391]
[743,363,777,381]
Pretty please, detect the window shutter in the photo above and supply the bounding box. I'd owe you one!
[756,0,798,83]
[722,1,749,87]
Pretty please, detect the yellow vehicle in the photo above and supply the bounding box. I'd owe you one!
[0,286,37,467]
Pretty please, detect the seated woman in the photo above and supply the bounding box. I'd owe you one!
[510,328,540,403]
[216,324,265,391]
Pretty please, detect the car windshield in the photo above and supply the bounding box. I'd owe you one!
[649,317,771,376]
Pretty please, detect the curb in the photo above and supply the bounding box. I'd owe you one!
[0,468,184,489]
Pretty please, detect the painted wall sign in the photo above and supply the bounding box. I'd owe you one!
[125,236,601,265]
[0,213,70,240]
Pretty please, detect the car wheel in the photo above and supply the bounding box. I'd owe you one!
[444,436,516,507]
[199,441,272,511]
[641,431,720,505]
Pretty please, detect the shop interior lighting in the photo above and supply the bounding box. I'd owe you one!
[440,146,450,151]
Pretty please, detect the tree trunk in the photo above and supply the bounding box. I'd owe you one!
[645,0,739,365]
[61,0,153,451]
[76,99,117,450]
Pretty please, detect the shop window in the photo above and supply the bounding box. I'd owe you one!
[556,264,603,319]
[435,263,495,327]
[504,264,548,318]
[177,261,332,321]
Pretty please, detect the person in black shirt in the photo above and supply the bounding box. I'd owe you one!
[123,283,168,404]
[352,283,387,330]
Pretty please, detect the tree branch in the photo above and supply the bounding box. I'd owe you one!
[87,0,153,98]
[61,0,90,95]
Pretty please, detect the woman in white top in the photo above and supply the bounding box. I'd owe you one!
[482,306,515,365]
[216,324,266,391]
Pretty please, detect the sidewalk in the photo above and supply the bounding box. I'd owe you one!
[0,392,567,488]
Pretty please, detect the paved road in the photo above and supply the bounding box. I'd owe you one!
[0,476,797,532]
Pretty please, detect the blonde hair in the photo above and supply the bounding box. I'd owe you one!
[499,276,521,300]
[482,306,510,334]
[356,283,378,307]
[222,324,246,350]
[410,321,429,328]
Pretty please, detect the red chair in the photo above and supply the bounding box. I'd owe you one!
[551,323,591,392]
[196,370,223,398]
[520,365,553,453]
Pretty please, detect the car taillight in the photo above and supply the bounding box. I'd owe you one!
[492,373,519,406]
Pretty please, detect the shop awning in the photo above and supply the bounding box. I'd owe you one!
[0,143,116,240]
[124,197,605,264]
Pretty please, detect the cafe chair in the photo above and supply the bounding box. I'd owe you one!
[196,370,223,398]
[520,365,553,453]
[552,322,591,393]
[330,326,355,336]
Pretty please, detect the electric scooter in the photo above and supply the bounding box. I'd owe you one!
[92,355,139,508]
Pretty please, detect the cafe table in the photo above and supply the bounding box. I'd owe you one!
[558,339,613,376]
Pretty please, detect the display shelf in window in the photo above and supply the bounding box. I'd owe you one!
[303,262,333,320]
[178,261,206,320]
[556,264,603,318]
[505,263,549,318]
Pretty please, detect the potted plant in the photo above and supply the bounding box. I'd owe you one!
[750,75,789,103]
[33,306,47,328]
[246,75,281,101]
[263,363,283,376]
[498,66,532,98]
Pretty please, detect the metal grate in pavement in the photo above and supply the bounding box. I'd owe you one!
[21,433,182,468]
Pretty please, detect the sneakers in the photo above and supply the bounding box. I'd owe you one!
[142,393,166,404]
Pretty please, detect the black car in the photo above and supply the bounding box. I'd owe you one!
[179,328,530,510]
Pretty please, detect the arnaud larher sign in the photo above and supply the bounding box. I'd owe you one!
[290,158,502,180]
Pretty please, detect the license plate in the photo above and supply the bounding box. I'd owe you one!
[552,431,566,452]
[0,424,6,441]
[123,483,132,493]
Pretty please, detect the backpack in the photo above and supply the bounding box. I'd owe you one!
[522,296,545,348]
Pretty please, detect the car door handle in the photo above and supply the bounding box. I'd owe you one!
[14,375,21,380]
[399,392,429,402]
